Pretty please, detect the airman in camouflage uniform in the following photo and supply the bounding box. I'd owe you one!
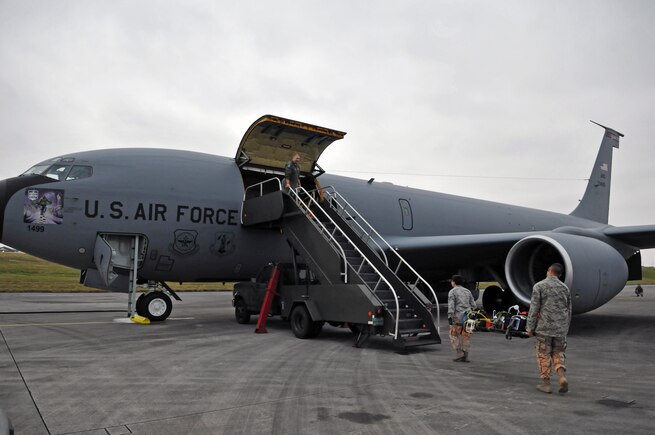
[526,263,572,394]
[448,275,477,362]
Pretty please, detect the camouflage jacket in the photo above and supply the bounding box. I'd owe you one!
[448,286,477,324]
[526,276,572,337]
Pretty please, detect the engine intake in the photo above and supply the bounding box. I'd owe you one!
[505,233,628,314]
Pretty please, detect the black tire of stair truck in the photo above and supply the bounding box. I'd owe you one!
[309,321,325,338]
[290,305,314,339]
[234,299,251,324]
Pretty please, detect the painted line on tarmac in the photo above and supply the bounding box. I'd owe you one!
[0,317,196,327]
[0,310,125,314]
[0,321,116,328]
[0,328,51,434]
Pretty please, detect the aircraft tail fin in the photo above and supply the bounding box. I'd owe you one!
[570,121,623,224]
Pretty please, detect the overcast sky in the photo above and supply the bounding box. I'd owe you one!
[1,0,654,265]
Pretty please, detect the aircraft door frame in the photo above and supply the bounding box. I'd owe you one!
[399,198,413,231]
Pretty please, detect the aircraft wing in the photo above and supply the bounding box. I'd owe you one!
[387,226,655,271]
[385,231,535,267]
[604,225,655,249]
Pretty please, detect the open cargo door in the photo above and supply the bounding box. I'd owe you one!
[236,115,346,177]
[93,234,117,287]
[85,234,148,292]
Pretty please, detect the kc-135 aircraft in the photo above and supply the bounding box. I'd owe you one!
[1,115,654,322]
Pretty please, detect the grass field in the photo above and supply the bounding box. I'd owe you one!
[0,252,233,292]
[0,252,653,292]
[631,266,655,283]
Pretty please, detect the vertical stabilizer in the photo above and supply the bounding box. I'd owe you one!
[570,121,623,224]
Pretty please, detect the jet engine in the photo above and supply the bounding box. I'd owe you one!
[504,233,628,314]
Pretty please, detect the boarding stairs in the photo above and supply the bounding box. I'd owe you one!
[241,179,440,349]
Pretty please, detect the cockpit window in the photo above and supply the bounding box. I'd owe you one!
[66,165,93,180]
[22,164,51,176]
[43,165,71,181]
[21,163,93,181]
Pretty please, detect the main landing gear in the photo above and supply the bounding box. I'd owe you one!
[131,281,180,321]
[136,291,173,321]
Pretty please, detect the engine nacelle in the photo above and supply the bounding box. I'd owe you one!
[505,233,628,314]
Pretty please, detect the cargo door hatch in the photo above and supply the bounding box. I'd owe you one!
[235,114,346,178]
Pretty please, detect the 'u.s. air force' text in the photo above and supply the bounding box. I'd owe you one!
[84,200,238,225]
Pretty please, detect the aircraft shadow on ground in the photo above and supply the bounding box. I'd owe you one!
[569,312,654,337]
[245,317,440,352]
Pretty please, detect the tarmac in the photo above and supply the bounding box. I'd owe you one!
[0,286,653,435]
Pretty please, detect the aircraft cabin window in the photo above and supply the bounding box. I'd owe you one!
[43,164,72,181]
[66,165,93,180]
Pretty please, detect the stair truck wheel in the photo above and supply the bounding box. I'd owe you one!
[234,299,251,324]
[290,305,314,339]
[309,321,325,338]
[142,291,173,321]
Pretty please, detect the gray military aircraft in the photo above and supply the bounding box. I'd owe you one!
[1,115,654,323]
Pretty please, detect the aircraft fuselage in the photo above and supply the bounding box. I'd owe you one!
[1,147,608,286]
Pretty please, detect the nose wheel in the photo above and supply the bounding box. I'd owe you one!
[136,292,173,321]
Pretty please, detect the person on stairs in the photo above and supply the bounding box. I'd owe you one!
[284,153,301,191]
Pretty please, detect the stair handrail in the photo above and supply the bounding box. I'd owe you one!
[322,186,440,329]
[288,187,401,339]
[241,179,350,286]
[316,189,389,266]
[243,177,282,200]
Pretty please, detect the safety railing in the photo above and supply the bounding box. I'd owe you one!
[241,177,282,225]
[322,186,440,331]
[243,177,282,200]
[288,186,402,339]
[320,188,389,265]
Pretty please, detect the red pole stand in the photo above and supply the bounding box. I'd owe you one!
[255,264,281,333]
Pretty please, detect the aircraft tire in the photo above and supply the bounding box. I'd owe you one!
[482,285,504,314]
[135,293,147,317]
[142,292,172,321]
[290,305,314,339]
[234,299,251,324]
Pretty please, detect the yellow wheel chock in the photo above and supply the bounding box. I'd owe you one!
[130,314,151,324]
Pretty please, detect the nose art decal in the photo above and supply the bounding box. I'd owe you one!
[24,188,65,225]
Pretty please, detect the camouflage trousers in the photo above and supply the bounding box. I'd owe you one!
[535,335,567,380]
[449,324,471,356]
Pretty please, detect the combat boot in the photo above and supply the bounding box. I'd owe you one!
[462,351,470,363]
[453,353,465,362]
[536,379,552,394]
[557,368,568,393]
